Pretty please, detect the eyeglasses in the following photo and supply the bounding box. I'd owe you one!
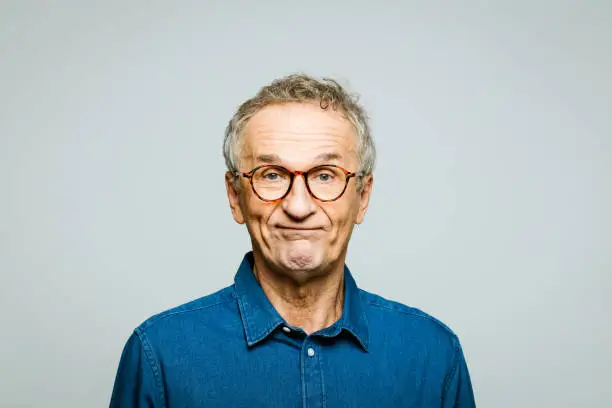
[235,164,361,202]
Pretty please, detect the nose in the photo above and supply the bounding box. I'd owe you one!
[280,174,317,220]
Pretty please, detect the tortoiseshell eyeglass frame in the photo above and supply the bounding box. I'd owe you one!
[234,164,362,203]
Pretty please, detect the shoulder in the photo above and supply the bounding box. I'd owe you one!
[134,285,238,338]
[359,289,460,346]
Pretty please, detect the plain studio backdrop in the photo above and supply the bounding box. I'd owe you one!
[1,1,610,407]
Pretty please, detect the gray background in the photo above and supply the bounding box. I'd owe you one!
[1,1,610,407]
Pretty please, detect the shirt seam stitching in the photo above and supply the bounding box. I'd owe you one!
[235,288,255,344]
[300,341,307,408]
[319,345,327,408]
[441,339,462,401]
[367,301,457,336]
[134,328,167,408]
[140,297,233,333]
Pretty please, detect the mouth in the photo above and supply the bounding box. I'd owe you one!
[274,226,323,239]
[275,226,322,231]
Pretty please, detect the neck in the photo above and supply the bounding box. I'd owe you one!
[252,255,345,335]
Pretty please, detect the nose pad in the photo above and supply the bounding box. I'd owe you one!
[289,173,309,197]
[281,174,316,218]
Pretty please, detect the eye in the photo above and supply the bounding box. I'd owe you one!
[311,170,336,182]
[264,172,280,181]
[258,167,288,182]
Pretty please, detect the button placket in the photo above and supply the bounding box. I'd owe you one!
[301,339,324,408]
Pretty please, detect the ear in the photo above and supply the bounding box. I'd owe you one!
[225,171,245,224]
[355,173,373,225]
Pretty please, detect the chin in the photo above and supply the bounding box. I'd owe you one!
[277,241,328,274]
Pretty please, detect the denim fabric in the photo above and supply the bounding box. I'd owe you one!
[110,253,475,407]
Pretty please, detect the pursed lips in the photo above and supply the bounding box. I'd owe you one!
[274,225,323,238]
[275,226,322,231]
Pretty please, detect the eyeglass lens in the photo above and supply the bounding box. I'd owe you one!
[251,165,347,201]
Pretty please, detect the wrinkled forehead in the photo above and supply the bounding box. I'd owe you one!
[239,103,358,170]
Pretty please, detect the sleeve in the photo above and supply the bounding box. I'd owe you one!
[442,340,476,408]
[109,331,164,408]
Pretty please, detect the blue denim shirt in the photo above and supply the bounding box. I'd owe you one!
[110,253,475,407]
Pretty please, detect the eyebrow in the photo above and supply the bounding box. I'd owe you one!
[255,152,343,164]
[255,154,282,164]
[315,152,342,162]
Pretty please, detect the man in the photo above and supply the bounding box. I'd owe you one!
[110,74,476,407]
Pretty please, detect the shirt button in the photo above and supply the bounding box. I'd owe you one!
[282,326,291,333]
[307,347,315,357]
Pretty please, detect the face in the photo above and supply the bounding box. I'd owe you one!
[225,102,373,280]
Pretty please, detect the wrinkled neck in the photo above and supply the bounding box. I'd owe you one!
[253,261,345,335]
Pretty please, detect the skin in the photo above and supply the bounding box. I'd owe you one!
[225,102,373,334]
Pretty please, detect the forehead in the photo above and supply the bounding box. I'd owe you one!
[240,102,357,168]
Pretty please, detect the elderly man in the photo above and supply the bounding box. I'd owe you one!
[110,74,475,407]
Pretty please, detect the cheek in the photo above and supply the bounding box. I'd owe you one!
[243,195,278,227]
[325,200,360,234]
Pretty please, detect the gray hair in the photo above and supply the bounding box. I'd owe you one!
[223,74,376,189]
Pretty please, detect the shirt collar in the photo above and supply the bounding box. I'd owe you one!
[338,263,370,351]
[234,252,369,351]
[234,253,285,347]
